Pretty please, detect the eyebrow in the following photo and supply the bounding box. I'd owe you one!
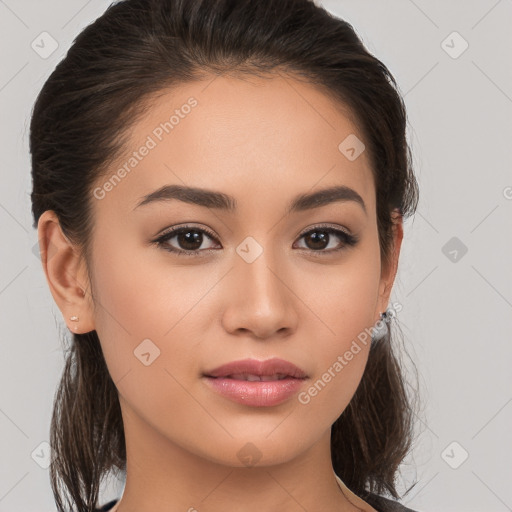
[134,183,366,215]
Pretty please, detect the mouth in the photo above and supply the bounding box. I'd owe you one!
[201,358,308,407]
[205,373,300,381]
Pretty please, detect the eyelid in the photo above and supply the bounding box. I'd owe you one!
[298,222,353,238]
[155,223,218,242]
[293,223,359,255]
[152,223,220,256]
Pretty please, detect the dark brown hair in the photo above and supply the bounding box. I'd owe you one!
[30,0,420,510]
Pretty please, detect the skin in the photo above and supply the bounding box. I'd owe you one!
[38,72,403,512]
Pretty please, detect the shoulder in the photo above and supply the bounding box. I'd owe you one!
[95,499,119,511]
[363,491,419,512]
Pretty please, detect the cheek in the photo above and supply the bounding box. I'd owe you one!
[89,240,217,439]
[88,229,232,404]
[295,242,381,417]
[304,237,381,344]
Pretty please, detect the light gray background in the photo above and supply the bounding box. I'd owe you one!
[1,1,511,511]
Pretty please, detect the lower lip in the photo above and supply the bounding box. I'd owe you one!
[203,376,306,407]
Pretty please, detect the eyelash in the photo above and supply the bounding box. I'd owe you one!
[152,224,359,258]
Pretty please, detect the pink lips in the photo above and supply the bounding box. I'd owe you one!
[202,357,308,407]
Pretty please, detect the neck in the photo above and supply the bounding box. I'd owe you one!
[106,401,375,512]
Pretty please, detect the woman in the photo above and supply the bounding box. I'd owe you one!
[30,0,421,511]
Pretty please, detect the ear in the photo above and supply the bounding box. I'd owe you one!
[375,209,404,319]
[37,210,96,334]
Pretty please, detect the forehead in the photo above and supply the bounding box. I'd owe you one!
[94,73,375,216]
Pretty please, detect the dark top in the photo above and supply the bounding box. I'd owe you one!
[96,500,118,511]
[96,495,418,512]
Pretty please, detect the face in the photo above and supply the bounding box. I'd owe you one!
[57,73,400,468]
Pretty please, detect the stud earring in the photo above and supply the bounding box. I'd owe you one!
[371,310,392,343]
[69,315,79,331]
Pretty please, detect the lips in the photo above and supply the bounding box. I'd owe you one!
[203,357,308,380]
[202,357,308,407]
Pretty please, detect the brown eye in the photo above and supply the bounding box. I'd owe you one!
[174,229,204,251]
[294,226,358,254]
[154,225,220,256]
[303,230,330,250]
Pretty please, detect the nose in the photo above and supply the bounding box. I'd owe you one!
[221,247,299,340]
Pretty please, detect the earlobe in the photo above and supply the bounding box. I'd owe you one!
[37,210,96,334]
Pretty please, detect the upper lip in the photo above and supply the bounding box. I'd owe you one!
[203,357,308,379]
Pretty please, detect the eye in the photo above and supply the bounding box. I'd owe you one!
[152,223,359,257]
[153,225,220,256]
[293,225,359,255]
